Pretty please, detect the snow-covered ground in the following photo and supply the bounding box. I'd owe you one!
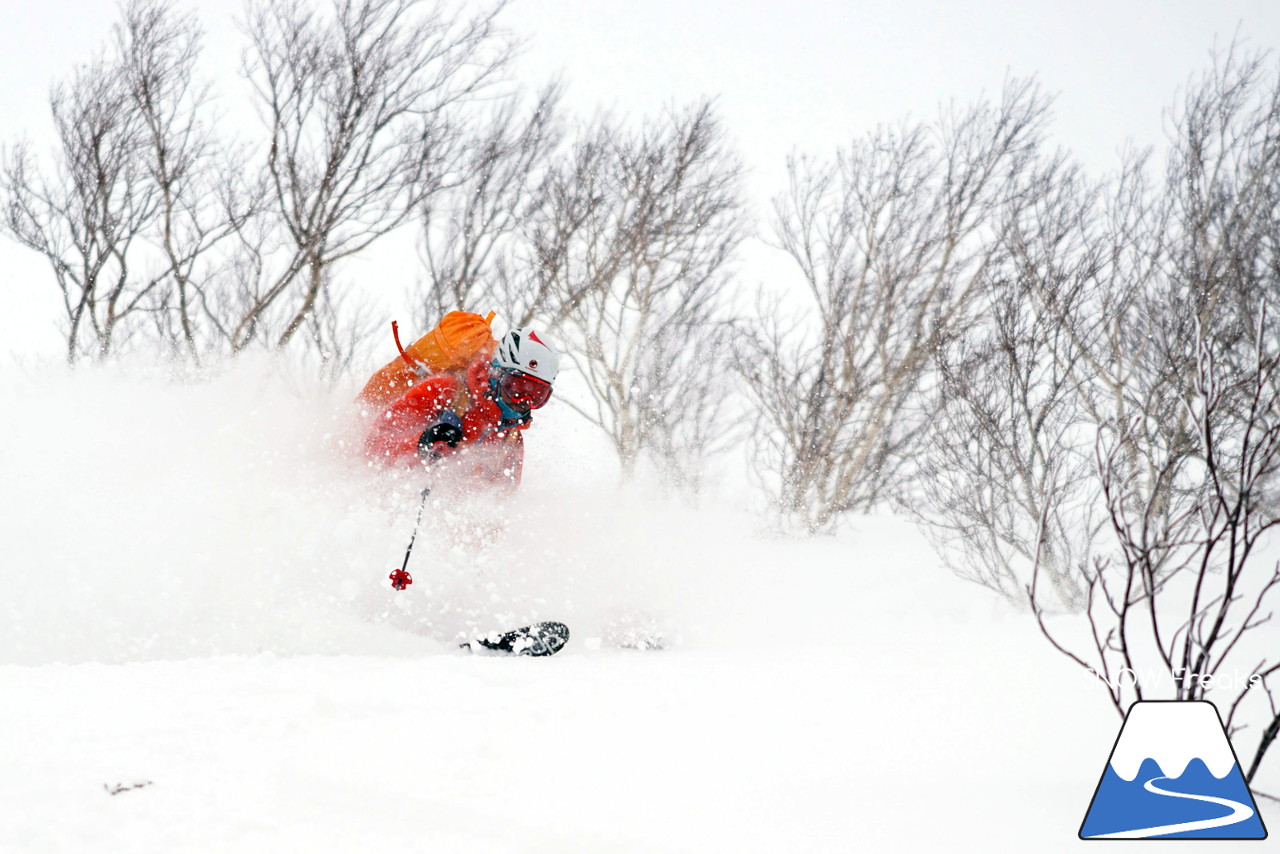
[1,360,1274,852]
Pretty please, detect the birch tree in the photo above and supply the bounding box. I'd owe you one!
[233,0,512,352]
[548,104,747,488]
[3,21,158,362]
[742,79,1053,532]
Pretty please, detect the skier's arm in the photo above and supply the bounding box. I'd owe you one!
[364,376,460,465]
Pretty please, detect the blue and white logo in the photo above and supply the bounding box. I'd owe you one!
[1080,701,1267,839]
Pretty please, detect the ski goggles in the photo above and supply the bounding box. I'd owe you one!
[498,369,553,412]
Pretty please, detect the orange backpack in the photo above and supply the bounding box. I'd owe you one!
[358,311,498,407]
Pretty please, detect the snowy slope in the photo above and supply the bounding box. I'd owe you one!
[1,360,1274,852]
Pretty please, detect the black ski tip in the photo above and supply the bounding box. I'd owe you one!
[461,621,570,657]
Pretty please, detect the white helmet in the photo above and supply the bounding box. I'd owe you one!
[494,326,559,384]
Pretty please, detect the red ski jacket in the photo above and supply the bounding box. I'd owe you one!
[363,357,526,488]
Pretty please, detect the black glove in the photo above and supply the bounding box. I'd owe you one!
[418,415,464,460]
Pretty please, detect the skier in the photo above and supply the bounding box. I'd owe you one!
[362,325,560,492]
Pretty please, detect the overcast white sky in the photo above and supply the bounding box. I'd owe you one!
[3,0,1280,359]
[502,0,1280,186]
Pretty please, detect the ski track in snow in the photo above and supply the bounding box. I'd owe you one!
[1084,776,1256,839]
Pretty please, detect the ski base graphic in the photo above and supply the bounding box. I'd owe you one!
[460,621,570,657]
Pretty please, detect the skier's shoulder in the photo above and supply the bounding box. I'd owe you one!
[398,370,463,409]
[463,354,492,391]
[416,367,465,392]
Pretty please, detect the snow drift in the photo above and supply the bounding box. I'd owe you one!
[3,358,1274,853]
[0,357,868,665]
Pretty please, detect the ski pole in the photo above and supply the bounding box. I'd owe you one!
[389,486,430,590]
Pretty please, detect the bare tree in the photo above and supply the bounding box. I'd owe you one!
[1065,48,1280,541]
[1165,46,1280,359]
[415,114,618,333]
[1,0,264,365]
[1029,310,1280,785]
[929,48,1280,599]
[417,84,563,322]
[2,39,157,362]
[741,79,1053,533]
[907,154,1104,605]
[3,0,516,369]
[1159,47,1280,521]
[233,0,512,352]
[1069,48,1280,529]
[119,0,260,362]
[898,46,1280,786]
[508,119,615,328]
[542,104,747,487]
[301,273,382,382]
